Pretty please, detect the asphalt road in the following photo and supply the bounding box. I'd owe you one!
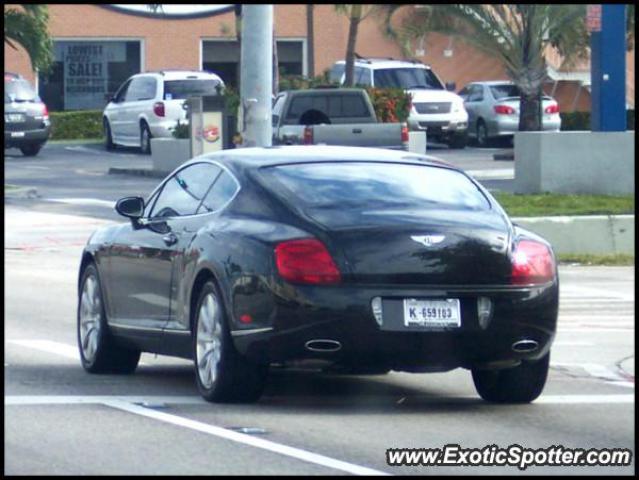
[4,142,634,475]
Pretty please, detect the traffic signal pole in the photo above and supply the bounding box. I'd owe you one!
[590,4,626,131]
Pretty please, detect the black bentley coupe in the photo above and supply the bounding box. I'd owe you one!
[77,146,558,403]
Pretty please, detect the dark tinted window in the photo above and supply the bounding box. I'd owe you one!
[198,170,239,213]
[124,77,145,102]
[151,163,221,218]
[287,94,368,121]
[5,79,39,102]
[261,162,490,211]
[113,79,131,102]
[164,79,222,100]
[490,84,521,99]
[354,66,372,86]
[373,68,443,89]
[467,85,484,102]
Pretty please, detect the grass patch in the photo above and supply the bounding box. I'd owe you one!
[558,253,634,266]
[493,192,635,217]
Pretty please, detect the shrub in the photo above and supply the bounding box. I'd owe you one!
[365,87,412,123]
[560,110,635,131]
[49,110,103,140]
[171,120,190,139]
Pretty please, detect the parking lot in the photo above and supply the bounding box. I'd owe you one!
[4,141,634,475]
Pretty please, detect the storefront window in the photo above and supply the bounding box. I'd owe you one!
[39,40,141,111]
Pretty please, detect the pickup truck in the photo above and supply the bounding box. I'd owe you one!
[272,88,408,150]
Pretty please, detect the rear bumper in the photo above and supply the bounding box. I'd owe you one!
[408,111,469,138]
[487,116,562,137]
[4,125,50,148]
[231,281,558,371]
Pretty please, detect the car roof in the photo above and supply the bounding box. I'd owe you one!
[283,88,367,96]
[189,145,458,172]
[135,70,223,81]
[334,59,430,70]
[467,80,514,87]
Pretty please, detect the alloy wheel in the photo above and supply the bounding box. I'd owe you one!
[196,293,223,389]
[79,274,102,362]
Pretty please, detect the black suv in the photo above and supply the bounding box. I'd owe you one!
[4,72,51,156]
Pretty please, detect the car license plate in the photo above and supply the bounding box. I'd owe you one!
[5,113,26,123]
[403,298,461,328]
[10,131,26,138]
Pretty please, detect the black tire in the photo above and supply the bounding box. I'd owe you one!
[447,132,468,149]
[104,118,115,151]
[20,143,42,156]
[472,352,550,403]
[77,263,141,374]
[476,119,490,147]
[140,122,152,154]
[193,281,268,403]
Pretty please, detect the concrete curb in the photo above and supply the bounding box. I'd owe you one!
[108,167,167,178]
[512,214,635,255]
[493,149,514,161]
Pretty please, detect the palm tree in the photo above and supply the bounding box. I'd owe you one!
[383,5,590,131]
[4,4,54,73]
[334,5,380,86]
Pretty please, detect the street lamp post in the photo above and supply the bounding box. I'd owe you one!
[239,4,273,147]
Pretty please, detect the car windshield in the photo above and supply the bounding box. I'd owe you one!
[261,162,490,211]
[4,79,39,103]
[163,79,222,100]
[490,84,521,99]
[373,68,443,90]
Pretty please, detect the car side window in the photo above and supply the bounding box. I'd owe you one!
[328,63,345,84]
[197,170,240,214]
[150,163,222,218]
[138,77,157,101]
[113,79,132,103]
[272,93,286,127]
[458,86,469,100]
[354,67,372,86]
[468,85,484,102]
[124,77,145,102]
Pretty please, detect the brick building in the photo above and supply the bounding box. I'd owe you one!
[4,4,635,112]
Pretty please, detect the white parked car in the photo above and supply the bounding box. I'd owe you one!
[329,58,469,148]
[103,70,224,153]
[458,81,561,147]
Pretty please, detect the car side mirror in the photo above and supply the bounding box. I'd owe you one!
[445,82,456,92]
[115,196,144,219]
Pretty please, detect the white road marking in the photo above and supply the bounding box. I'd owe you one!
[559,285,634,302]
[466,168,513,180]
[9,339,80,360]
[45,198,115,208]
[553,341,594,346]
[7,340,149,366]
[558,327,634,333]
[5,393,634,407]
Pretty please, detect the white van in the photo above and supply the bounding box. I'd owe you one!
[329,58,468,148]
[103,70,224,153]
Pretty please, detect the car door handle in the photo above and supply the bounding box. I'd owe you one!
[352,128,362,134]
[163,232,178,246]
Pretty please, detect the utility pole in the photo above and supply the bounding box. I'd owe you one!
[590,4,626,131]
[239,4,273,147]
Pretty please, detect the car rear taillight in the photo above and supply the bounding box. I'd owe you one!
[494,105,516,115]
[153,101,165,117]
[41,103,49,119]
[303,126,313,145]
[544,104,559,114]
[401,122,409,144]
[274,238,341,285]
[511,240,555,285]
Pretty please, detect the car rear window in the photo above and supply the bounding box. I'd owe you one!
[163,79,223,100]
[4,79,39,102]
[373,68,443,90]
[260,162,490,211]
[490,84,521,99]
[286,94,369,120]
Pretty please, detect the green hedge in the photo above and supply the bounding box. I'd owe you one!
[50,110,103,140]
[561,110,635,131]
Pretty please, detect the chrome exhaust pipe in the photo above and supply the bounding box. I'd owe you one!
[305,339,342,353]
[512,339,539,353]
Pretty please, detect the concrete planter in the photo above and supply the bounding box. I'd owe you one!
[514,131,634,195]
[151,138,191,175]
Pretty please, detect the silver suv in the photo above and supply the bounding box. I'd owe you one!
[103,70,224,153]
[329,58,468,148]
